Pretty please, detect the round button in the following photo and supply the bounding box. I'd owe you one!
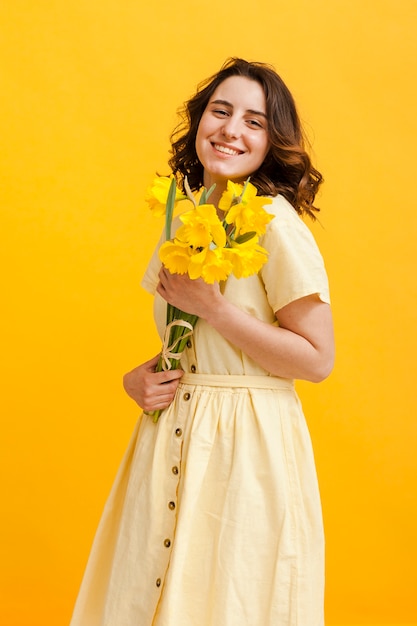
[175,428,182,437]
[168,501,176,510]
[186,339,192,349]
[190,364,197,373]
[156,578,161,587]
[183,392,191,401]
[172,466,179,475]
[164,539,171,548]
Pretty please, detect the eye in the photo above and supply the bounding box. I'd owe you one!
[212,108,229,117]
[247,118,264,129]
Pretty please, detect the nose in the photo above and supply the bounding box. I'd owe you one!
[222,116,241,139]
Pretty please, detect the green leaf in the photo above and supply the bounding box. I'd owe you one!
[165,177,178,241]
[203,184,216,203]
[240,176,251,199]
[199,183,216,205]
[234,231,257,244]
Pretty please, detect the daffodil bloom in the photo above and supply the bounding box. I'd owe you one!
[187,247,233,283]
[145,175,186,217]
[224,237,269,278]
[225,185,273,237]
[176,204,227,249]
[218,180,273,237]
[201,249,234,283]
[159,240,193,275]
[218,180,245,211]
[227,201,274,237]
[159,240,234,283]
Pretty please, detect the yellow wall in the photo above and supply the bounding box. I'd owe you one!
[1,1,416,624]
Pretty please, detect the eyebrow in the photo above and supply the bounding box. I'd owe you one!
[211,99,267,119]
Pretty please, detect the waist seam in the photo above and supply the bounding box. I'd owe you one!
[179,373,294,390]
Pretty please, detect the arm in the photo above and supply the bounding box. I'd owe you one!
[206,292,334,382]
[157,268,334,382]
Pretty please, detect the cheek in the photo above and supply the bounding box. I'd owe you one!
[195,119,215,164]
[256,137,270,164]
[195,122,206,159]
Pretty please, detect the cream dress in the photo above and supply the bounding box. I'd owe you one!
[70,195,330,626]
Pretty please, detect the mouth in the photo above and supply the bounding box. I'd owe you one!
[212,143,244,156]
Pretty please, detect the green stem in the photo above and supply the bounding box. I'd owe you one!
[149,310,199,423]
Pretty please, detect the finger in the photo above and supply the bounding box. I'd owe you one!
[156,282,167,301]
[142,388,179,412]
[156,368,184,383]
[158,266,170,286]
[144,372,182,392]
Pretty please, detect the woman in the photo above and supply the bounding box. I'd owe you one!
[71,58,334,626]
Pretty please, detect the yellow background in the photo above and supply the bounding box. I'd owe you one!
[1,1,416,624]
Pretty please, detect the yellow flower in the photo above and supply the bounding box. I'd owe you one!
[160,241,233,283]
[187,247,233,283]
[145,175,186,217]
[218,180,273,237]
[176,204,226,249]
[241,181,273,211]
[201,248,234,283]
[159,240,193,274]
[186,247,208,279]
[218,180,245,212]
[224,237,269,278]
[227,201,274,237]
[223,181,273,237]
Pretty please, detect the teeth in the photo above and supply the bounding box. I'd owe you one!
[214,144,240,156]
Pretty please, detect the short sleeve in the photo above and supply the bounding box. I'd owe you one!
[260,195,330,313]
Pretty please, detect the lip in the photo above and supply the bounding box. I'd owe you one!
[211,141,244,157]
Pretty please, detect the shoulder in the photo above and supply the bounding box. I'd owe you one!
[264,194,297,218]
[259,195,330,309]
[261,194,318,246]
[260,194,328,284]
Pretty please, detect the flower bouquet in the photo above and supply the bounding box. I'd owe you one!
[145,175,274,422]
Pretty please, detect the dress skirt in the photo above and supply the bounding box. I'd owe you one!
[70,373,324,626]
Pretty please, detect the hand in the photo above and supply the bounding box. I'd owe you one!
[156,267,222,318]
[123,354,184,412]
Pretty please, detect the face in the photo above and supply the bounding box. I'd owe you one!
[195,75,270,192]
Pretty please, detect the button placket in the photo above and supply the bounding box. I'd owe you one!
[154,372,198,597]
[154,417,185,595]
[185,337,197,374]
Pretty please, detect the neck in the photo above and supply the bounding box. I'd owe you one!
[203,178,227,209]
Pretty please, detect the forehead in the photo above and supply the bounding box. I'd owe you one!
[210,75,267,111]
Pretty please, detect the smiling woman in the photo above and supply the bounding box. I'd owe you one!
[195,76,270,197]
[70,58,334,626]
[170,58,323,218]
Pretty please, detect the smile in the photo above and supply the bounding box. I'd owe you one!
[213,143,243,156]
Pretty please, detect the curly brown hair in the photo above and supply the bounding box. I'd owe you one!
[168,58,323,219]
